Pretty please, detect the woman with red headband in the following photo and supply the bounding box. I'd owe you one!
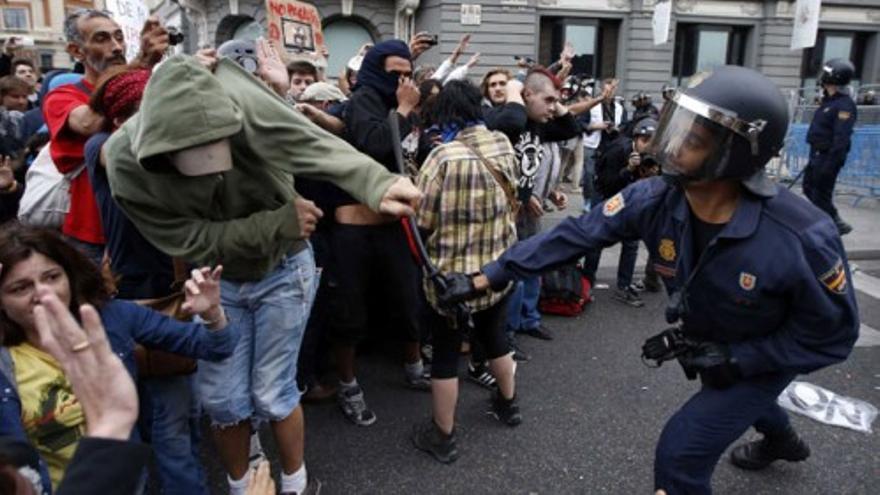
[83,66,213,494]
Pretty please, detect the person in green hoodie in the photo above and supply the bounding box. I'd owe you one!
[105,54,421,495]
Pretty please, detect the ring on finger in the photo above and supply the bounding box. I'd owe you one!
[71,340,91,353]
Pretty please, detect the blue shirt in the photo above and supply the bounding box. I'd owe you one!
[483,177,859,378]
[85,133,175,299]
[0,299,240,492]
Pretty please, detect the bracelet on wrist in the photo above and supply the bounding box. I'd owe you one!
[201,309,226,327]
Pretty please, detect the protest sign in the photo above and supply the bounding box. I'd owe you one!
[265,0,325,56]
[105,0,150,62]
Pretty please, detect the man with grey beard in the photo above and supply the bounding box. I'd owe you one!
[41,9,168,265]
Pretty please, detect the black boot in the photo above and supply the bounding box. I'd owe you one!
[834,216,853,236]
[489,390,522,426]
[412,419,458,464]
[730,427,811,471]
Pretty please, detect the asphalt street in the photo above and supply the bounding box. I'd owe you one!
[198,207,880,495]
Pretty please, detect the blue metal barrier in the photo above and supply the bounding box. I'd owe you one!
[781,123,880,200]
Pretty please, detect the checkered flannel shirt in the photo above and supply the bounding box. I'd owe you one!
[416,125,518,313]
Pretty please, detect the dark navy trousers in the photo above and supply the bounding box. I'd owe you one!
[654,372,796,495]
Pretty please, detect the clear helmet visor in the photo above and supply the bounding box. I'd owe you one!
[649,92,767,182]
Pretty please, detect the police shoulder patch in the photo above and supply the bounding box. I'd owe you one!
[603,193,625,217]
[819,257,847,294]
[838,111,852,120]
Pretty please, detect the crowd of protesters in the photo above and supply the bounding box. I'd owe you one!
[0,10,671,495]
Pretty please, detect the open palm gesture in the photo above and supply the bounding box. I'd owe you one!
[181,265,223,318]
[257,38,289,97]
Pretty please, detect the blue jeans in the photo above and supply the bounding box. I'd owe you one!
[198,248,318,425]
[654,373,795,495]
[138,375,207,495]
[506,277,542,333]
[580,148,598,209]
[582,238,639,290]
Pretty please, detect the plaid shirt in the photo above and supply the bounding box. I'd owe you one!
[416,125,518,313]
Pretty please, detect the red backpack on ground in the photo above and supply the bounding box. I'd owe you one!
[538,263,592,316]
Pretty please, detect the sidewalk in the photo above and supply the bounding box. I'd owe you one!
[835,192,880,260]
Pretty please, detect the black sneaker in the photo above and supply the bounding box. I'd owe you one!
[489,390,522,427]
[337,385,377,426]
[508,337,531,362]
[281,477,323,495]
[730,429,811,471]
[612,286,644,308]
[467,361,497,390]
[642,273,663,293]
[835,217,853,236]
[405,368,432,391]
[521,325,554,341]
[412,419,459,464]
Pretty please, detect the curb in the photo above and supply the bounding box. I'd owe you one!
[848,250,880,261]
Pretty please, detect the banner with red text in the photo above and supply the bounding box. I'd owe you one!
[265,0,325,56]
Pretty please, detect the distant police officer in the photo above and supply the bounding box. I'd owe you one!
[440,66,860,495]
[804,58,858,235]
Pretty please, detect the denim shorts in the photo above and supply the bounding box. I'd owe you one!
[197,248,317,425]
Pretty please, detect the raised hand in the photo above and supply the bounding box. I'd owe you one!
[181,266,224,324]
[466,52,481,68]
[32,289,138,440]
[137,16,170,68]
[409,32,435,60]
[194,48,218,71]
[256,38,289,97]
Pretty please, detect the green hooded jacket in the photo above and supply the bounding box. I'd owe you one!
[106,56,399,281]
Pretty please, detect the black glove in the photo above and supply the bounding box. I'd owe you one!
[678,342,741,389]
[437,273,480,307]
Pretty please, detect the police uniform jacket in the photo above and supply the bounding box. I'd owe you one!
[806,91,857,166]
[483,177,859,378]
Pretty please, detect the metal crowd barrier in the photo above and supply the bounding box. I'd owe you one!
[772,104,880,204]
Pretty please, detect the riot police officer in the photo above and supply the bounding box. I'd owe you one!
[439,66,860,495]
[803,58,858,235]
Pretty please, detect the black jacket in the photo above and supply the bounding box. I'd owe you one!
[595,136,637,199]
[484,102,580,201]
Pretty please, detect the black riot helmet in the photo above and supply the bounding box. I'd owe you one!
[648,66,789,196]
[819,58,855,86]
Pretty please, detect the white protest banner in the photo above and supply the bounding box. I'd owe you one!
[791,0,822,50]
[652,1,672,46]
[104,0,150,62]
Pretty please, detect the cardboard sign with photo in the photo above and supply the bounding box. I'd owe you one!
[266,0,325,57]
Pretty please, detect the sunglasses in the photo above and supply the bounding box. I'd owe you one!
[388,70,413,79]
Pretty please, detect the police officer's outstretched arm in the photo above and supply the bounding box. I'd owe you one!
[728,221,859,377]
[477,180,661,292]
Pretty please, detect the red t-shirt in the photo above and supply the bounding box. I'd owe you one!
[42,81,105,245]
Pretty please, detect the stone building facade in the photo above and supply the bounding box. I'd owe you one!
[157,0,879,100]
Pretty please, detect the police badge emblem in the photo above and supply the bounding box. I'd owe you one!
[603,193,625,217]
[739,272,757,291]
[659,239,676,262]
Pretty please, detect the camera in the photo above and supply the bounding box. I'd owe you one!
[426,33,439,46]
[641,327,694,366]
[167,27,185,46]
